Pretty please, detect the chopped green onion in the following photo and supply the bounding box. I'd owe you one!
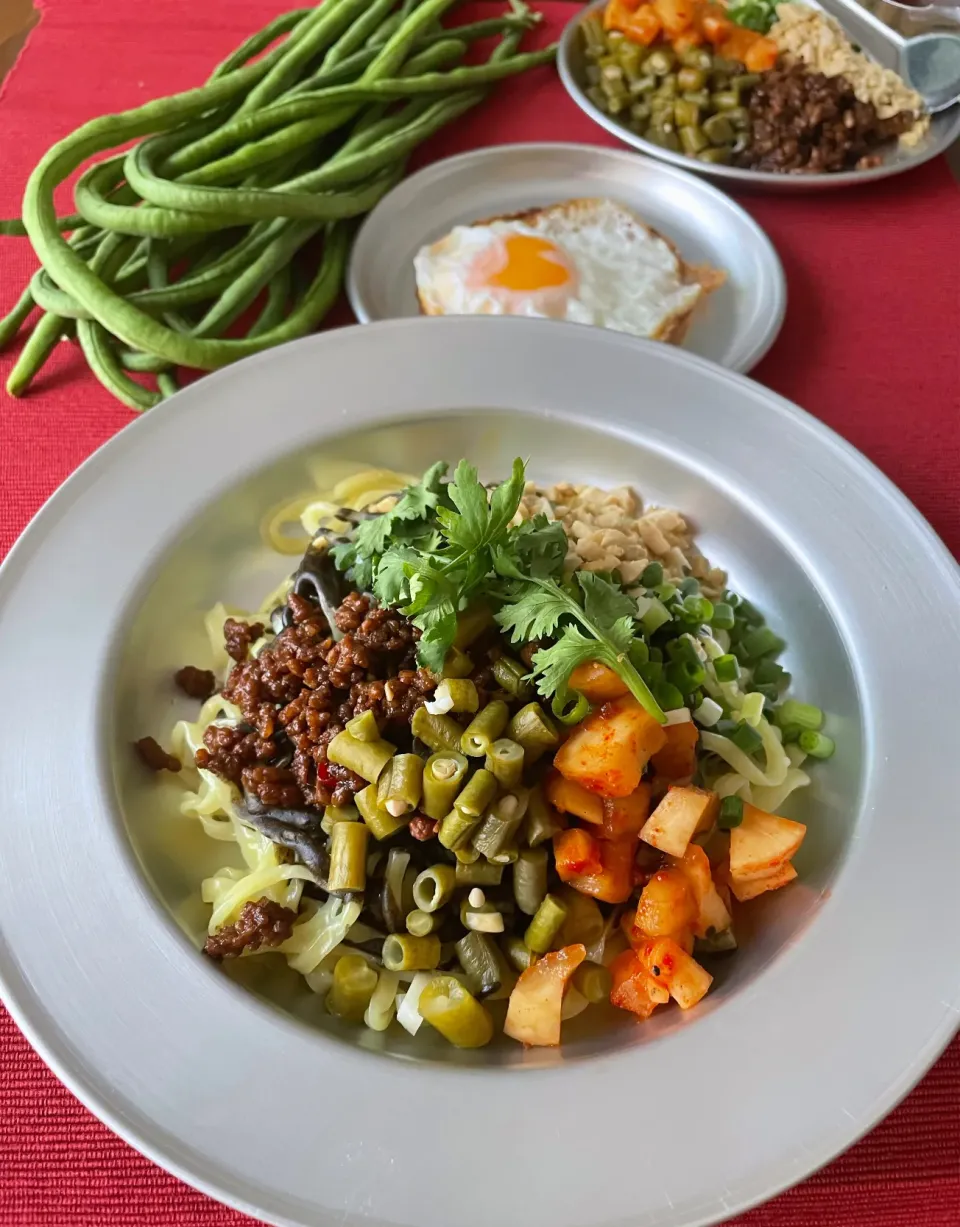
[739,691,765,727]
[753,659,789,687]
[641,660,664,686]
[736,598,764,626]
[664,706,692,726]
[667,659,705,694]
[628,639,650,668]
[656,682,685,711]
[640,598,671,635]
[667,637,699,664]
[718,795,744,829]
[776,721,803,744]
[687,687,704,710]
[723,591,742,609]
[640,561,664,587]
[678,577,701,597]
[798,730,835,759]
[683,595,714,623]
[740,627,786,660]
[551,690,591,726]
[710,601,735,630]
[654,582,678,604]
[730,720,763,755]
[649,646,663,663]
[713,653,740,683]
[776,700,823,731]
[751,682,781,703]
[693,696,723,727]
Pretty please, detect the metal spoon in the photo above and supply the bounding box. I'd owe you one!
[819,0,960,112]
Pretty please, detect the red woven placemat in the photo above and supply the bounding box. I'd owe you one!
[1,3,958,1225]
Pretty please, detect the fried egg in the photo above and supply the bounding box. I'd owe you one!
[413,198,724,343]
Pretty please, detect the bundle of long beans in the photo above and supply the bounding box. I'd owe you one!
[0,0,555,410]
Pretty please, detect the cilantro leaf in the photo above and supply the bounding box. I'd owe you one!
[577,571,637,631]
[372,546,419,607]
[494,581,576,643]
[487,457,526,541]
[528,627,601,698]
[509,515,567,580]
[437,460,489,551]
[414,601,458,674]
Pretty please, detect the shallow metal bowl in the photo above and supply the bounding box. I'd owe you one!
[0,318,958,1227]
[557,0,960,190]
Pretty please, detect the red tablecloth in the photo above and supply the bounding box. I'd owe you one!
[1,2,959,1225]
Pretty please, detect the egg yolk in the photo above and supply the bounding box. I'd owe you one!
[471,234,575,295]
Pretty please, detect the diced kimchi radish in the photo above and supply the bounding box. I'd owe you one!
[568,661,629,702]
[652,0,697,37]
[640,785,718,857]
[699,4,733,44]
[623,4,663,44]
[729,804,806,881]
[555,835,635,903]
[669,845,732,937]
[671,27,704,50]
[504,944,586,1046]
[744,34,778,71]
[633,868,698,939]
[554,695,667,799]
[609,949,669,1019]
[553,827,604,878]
[729,860,798,902]
[651,720,699,782]
[545,772,604,824]
[603,0,641,32]
[600,784,651,839]
[639,936,713,1009]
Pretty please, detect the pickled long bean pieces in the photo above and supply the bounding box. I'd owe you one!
[382,933,441,972]
[508,702,560,763]
[418,976,494,1048]
[525,893,568,953]
[456,931,502,997]
[328,821,369,893]
[461,700,510,757]
[513,848,548,915]
[421,751,468,819]
[326,730,395,781]
[356,783,408,841]
[377,752,423,817]
[327,953,378,1020]
[485,738,525,789]
[411,707,462,753]
[412,864,456,912]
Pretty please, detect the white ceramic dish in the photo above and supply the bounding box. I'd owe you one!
[347,143,786,372]
[557,0,960,190]
[0,317,958,1227]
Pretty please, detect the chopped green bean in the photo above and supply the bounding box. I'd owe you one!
[453,605,492,649]
[454,858,503,887]
[455,931,502,997]
[320,803,360,836]
[411,706,463,752]
[557,887,605,948]
[326,729,395,781]
[507,702,559,764]
[412,863,456,913]
[798,730,835,759]
[461,700,510,757]
[356,783,408,841]
[382,933,441,972]
[405,908,440,937]
[438,807,482,852]
[460,899,505,933]
[502,935,536,973]
[326,954,378,1022]
[346,709,380,742]
[418,975,494,1047]
[523,784,563,847]
[491,656,530,699]
[472,789,528,858]
[426,677,479,715]
[524,893,569,954]
[377,752,423,817]
[328,820,369,893]
[484,737,525,789]
[718,795,744,829]
[513,847,548,916]
[453,768,498,818]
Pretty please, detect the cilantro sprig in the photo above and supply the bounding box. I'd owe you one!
[329,458,665,722]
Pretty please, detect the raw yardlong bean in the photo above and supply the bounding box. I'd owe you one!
[323,0,396,68]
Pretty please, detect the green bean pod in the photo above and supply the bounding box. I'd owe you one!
[453,768,498,818]
[491,655,530,699]
[441,647,474,679]
[513,848,548,916]
[405,908,440,937]
[426,677,479,715]
[573,962,613,1004]
[502,935,536,973]
[418,975,494,1048]
[412,864,456,913]
[320,803,360,836]
[484,738,525,789]
[381,932,441,972]
[437,808,482,852]
[522,784,563,847]
[326,953,378,1021]
[454,858,503,888]
[471,789,529,859]
[461,700,510,757]
[328,820,369,893]
[376,752,424,817]
[411,706,463,753]
[345,709,380,743]
[524,893,569,954]
[356,784,408,842]
[508,702,560,763]
[421,751,468,820]
[326,729,395,782]
[455,931,502,998]
[460,899,505,934]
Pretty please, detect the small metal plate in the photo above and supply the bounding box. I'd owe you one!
[558,0,960,191]
[347,142,786,372]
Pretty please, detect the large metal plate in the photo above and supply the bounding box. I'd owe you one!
[558,0,960,191]
[0,318,958,1227]
[347,143,786,372]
